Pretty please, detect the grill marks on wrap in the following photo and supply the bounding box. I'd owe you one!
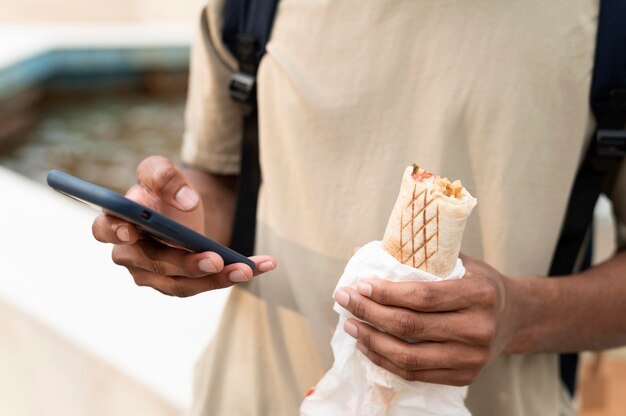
[400,183,440,270]
[411,186,415,267]
[382,165,476,277]
[423,190,428,269]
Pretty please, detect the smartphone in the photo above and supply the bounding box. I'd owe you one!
[47,170,255,270]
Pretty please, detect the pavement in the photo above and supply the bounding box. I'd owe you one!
[0,166,231,413]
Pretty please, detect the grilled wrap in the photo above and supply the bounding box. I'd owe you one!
[382,165,477,278]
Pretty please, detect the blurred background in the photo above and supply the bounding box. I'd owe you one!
[0,0,201,189]
[0,1,624,415]
[0,1,233,415]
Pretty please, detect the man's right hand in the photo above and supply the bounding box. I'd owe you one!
[91,156,276,297]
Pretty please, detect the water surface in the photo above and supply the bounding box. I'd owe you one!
[0,92,185,194]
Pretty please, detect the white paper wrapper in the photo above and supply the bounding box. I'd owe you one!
[300,241,471,416]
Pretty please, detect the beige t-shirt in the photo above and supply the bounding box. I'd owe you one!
[182,0,623,414]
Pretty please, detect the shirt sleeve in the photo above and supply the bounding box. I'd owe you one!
[610,159,626,251]
[180,1,243,175]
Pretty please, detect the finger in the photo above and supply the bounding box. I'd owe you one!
[123,183,159,210]
[92,213,141,244]
[347,319,486,373]
[114,239,277,282]
[127,256,277,297]
[336,287,464,342]
[354,343,474,386]
[136,156,199,211]
[130,268,234,297]
[344,319,448,370]
[249,255,278,276]
[113,240,224,278]
[218,255,277,283]
[355,278,477,312]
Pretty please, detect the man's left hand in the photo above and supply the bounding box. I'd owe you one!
[334,254,520,386]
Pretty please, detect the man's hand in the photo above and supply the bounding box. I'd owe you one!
[91,155,276,297]
[334,255,520,386]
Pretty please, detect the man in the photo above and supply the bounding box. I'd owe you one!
[92,0,626,414]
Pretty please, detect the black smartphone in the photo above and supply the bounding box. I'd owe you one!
[47,170,254,270]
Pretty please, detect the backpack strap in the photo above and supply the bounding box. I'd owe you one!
[550,0,626,278]
[219,0,281,256]
[550,0,626,395]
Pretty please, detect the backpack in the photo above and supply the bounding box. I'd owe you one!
[548,0,626,394]
[214,0,626,394]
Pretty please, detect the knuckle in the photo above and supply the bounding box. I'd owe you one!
[453,371,477,386]
[152,163,179,193]
[478,280,498,308]
[368,350,381,366]
[464,349,490,369]
[150,261,167,277]
[472,320,496,346]
[131,273,149,288]
[111,246,127,266]
[169,280,193,298]
[415,285,438,309]
[378,284,391,304]
[138,155,166,175]
[148,284,175,296]
[402,369,417,381]
[353,299,368,320]
[361,332,373,349]
[397,350,419,370]
[392,311,418,338]
[175,289,194,298]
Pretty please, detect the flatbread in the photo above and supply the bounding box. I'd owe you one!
[381,165,477,278]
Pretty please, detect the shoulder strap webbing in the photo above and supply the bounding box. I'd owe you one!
[550,0,626,395]
[219,0,280,256]
[223,0,281,76]
[589,0,626,123]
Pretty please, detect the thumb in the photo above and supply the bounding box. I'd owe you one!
[136,156,199,211]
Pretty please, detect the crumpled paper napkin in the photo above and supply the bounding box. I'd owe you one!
[300,241,471,416]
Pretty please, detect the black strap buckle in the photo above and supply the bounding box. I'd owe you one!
[591,128,626,173]
[229,71,256,105]
[595,129,626,158]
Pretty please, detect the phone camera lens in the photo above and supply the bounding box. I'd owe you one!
[141,210,152,220]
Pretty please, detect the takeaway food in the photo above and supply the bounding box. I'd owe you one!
[300,164,477,416]
[382,164,477,278]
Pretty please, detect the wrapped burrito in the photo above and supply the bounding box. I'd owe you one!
[382,164,477,278]
[300,164,477,416]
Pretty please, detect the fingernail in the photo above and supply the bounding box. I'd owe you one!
[175,185,199,210]
[257,261,275,272]
[199,257,218,273]
[344,321,358,337]
[228,269,248,283]
[335,289,349,307]
[357,282,372,297]
[356,342,368,354]
[116,226,130,242]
